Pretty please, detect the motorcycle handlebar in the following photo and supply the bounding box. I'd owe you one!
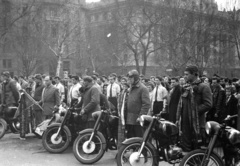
[224,114,238,122]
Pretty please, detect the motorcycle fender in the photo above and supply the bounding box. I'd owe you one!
[122,137,143,145]
[78,129,94,135]
[46,124,72,141]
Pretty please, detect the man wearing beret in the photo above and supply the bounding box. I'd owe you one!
[176,65,212,152]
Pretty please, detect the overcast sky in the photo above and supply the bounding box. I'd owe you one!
[86,0,239,11]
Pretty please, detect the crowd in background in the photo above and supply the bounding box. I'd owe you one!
[1,65,240,152]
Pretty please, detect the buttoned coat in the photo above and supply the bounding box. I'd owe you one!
[126,81,151,125]
[33,84,44,110]
[42,84,60,116]
[82,83,101,121]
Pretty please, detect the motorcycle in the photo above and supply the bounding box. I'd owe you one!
[0,105,20,138]
[73,110,119,164]
[116,114,183,166]
[0,89,39,139]
[180,115,240,166]
[42,105,84,153]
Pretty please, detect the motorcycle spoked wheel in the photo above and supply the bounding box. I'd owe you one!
[73,130,107,164]
[42,125,71,153]
[116,142,158,166]
[0,118,7,139]
[179,149,224,166]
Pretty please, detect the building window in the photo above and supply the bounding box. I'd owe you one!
[51,24,58,38]
[3,59,12,68]
[50,7,59,18]
[90,15,95,22]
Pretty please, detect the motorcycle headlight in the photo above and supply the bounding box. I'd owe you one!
[205,122,212,135]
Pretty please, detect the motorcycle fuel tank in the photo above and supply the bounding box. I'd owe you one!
[226,127,240,145]
[160,120,179,136]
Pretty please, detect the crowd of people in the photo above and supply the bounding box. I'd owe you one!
[1,65,240,152]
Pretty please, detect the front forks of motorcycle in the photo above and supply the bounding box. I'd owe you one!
[201,133,218,166]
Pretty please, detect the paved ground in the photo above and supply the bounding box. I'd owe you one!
[0,133,174,166]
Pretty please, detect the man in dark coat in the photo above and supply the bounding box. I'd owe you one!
[207,77,225,122]
[168,77,182,123]
[33,74,45,126]
[125,70,151,138]
[176,65,212,152]
[41,76,60,120]
[1,71,20,107]
[80,76,101,128]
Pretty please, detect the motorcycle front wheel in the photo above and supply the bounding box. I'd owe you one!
[179,149,224,166]
[42,125,71,153]
[116,142,158,166]
[0,118,7,139]
[73,130,106,164]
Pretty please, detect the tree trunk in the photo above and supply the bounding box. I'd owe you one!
[56,56,62,77]
[134,53,140,73]
[142,52,147,75]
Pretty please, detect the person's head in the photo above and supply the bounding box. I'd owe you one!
[164,76,169,83]
[43,76,52,87]
[54,76,61,84]
[150,76,155,82]
[18,76,24,82]
[83,76,93,88]
[146,81,154,92]
[91,75,98,84]
[154,76,163,86]
[1,71,11,81]
[102,83,108,95]
[170,77,179,88]
[121,77,127,85]
[101,75,108,83]
[71,76,79,85]
[204,77,209,84]
[108,75,115,84]
[13,75,19,82]
[34,74,42,84]
[184,65,199,83]
[226,86,233,97]
[28,76,35,83]
[211,77,220,87]
[179,76,185,86]
[127,70,139,85]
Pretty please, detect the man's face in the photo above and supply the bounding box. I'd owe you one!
[220,79,225,85]
[44,77,51,86]
[121,79,127,85]
[35,78,41,84]
[179,78,185,85]
[72,78,77,85]
[109,77,115,84]
[28,77,34,83]
[212,80,218,87]
[83,81,90,88]
[55,78,60,84]
[128,77,134,85]
[164,77,169,82]
[147,85,153,92]
[154,78,161,85]
[184,71,195,83]
[171,79,178,88]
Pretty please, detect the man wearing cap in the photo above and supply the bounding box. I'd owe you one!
[80,76,100,128]
[1,71,20,107]
[126,70,151,138]
[176,65,212,152]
